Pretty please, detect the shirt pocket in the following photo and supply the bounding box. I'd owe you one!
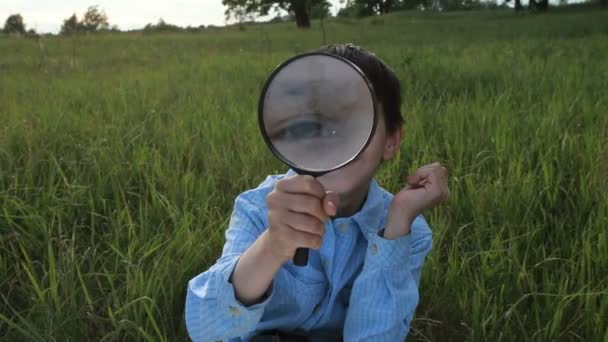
[270,263,328,327]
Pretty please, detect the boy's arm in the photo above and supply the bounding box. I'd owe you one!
[185,174,333,342]
[343,216,433,341]
[185,194,279,342]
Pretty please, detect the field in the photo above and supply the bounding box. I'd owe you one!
[1,7,607,341]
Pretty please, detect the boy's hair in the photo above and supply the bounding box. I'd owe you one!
[315,43,403,134]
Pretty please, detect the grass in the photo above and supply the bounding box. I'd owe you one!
[1,7,607,341]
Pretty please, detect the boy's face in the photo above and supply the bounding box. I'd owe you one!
[317,105,403,210]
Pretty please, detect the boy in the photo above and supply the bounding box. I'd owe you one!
[185,44,449,341]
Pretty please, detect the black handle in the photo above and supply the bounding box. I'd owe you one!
[293,247,309,266]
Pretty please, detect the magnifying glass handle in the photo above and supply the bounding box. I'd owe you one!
[292,169,323,267]
[290,169,328,267]
[293,247,308,266]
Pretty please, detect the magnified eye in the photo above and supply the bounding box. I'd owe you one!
[269,114,337,142]
[281,121,336,141]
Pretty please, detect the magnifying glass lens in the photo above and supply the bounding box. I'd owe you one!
[260,54,376,174]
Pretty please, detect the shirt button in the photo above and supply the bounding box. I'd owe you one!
[228,306,240,316]
[339,223,348,232]
[370,243,378,255]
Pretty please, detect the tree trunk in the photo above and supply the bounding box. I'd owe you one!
[380,0,395,13]
[529,0,548,11]
[291,0,311,29]
[514,0,522,11]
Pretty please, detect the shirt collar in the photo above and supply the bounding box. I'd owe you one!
[350,178,385,235]
[285,169,386,235]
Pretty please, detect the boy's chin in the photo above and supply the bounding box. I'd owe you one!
[317,170,360,196]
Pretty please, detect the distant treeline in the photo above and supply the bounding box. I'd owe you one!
[1,6,212,37]
[2,0,606,36]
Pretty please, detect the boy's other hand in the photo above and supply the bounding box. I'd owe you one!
[265,175,339,263]
[385,162,449,239]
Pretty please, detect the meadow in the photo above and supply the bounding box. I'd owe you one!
[1,6,607,341]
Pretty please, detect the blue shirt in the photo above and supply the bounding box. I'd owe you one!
[185,170,433,341]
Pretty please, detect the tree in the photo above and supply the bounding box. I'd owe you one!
[528,0,548,10]
[60,14,82,34]
[310,1,332,19]
[185,25,205,33]
[60,7,110,35]
[222,0,330,28]
[337,0,405,17]
[231,5,257,30]
[3,14,26,34]
[435,0,482,11]
[337,0,370,17]
[353,0,401,14]
[82,6,109,32]
[143,19,183,33]
[504,0,523,11]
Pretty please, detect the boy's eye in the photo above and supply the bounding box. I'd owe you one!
[267,113,339,142]
[280,121,336,141]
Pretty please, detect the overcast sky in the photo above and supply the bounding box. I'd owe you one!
[0,0,344,34]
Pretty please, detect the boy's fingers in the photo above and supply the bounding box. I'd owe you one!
[420,162,442,169]
[277,193,327,222]
[288,229,323,250]
[322,191,339,217]
[280,211,325,236]
[407,163,447,186]
[276,175,326,199]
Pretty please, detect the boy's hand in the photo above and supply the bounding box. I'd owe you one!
[264,175,339,263]
[385,162,449,239]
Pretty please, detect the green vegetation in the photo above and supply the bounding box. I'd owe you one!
[1,8,607,341]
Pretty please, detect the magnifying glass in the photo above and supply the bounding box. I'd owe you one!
[258,52,378,266]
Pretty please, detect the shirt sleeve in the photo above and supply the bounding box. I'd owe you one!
[343,215,433,341]
[185,193,275,342]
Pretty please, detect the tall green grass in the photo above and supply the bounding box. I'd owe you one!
[1,8,607,341]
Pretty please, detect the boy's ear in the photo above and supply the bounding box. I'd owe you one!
[382,125,403,161]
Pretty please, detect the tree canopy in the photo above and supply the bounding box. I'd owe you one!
[3,14,26,34]
[60,6,109,34]
[222,0,331,28]
[82,6,109,31]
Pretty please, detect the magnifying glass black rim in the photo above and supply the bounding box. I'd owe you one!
[258,52,378,177]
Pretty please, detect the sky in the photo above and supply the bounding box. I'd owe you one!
[0,0,344,34]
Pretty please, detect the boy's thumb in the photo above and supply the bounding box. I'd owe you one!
[323,191,339,217]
